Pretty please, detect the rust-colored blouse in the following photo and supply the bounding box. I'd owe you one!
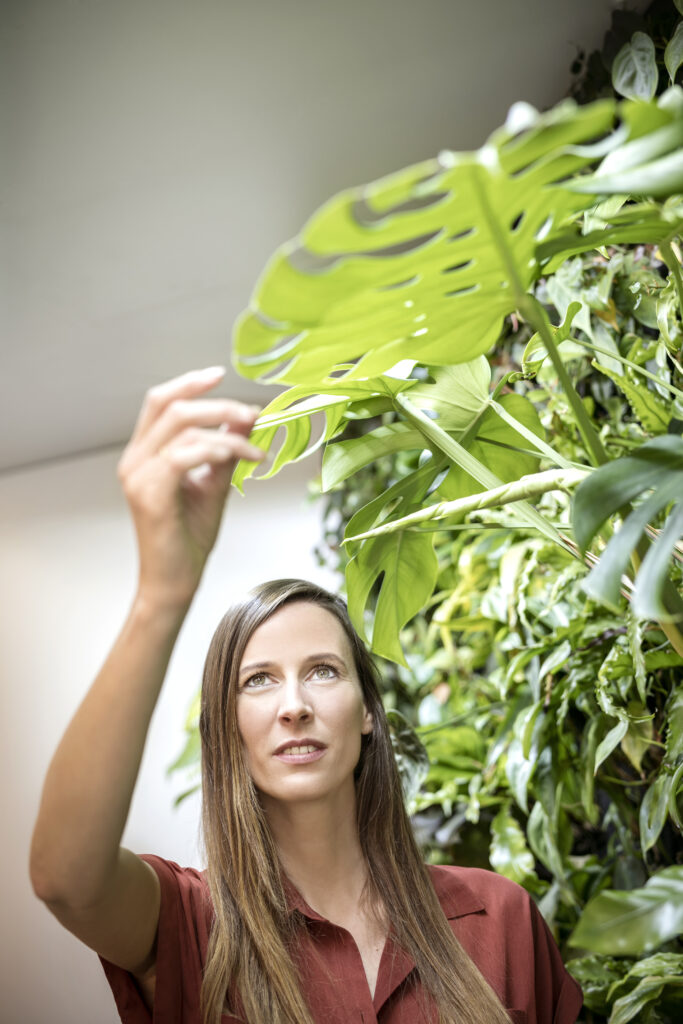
[100,855,582,1024]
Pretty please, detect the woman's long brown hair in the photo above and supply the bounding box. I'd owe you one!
[199,579,510,1023]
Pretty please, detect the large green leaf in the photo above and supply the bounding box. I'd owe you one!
[573,435,683,620]
[437,393,545,500]
[569,866,683,955]
[346,529,438,665]
[233,96,683,388]
[322,422,425,492]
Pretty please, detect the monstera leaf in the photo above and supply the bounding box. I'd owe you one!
[233,93,683,389]
[231,371,417,491]
[231,88,683,659]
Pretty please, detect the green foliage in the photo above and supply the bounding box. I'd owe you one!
[232,85,683,641]
[612,32,659,101]
[573,435,683,619]
[570,866,683,955]
[171,6,683,1021]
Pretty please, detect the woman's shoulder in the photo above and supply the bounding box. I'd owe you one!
[138,854,212,917]
[427,864,583,1023]
[426,862,532,920]
[140,853,208,885]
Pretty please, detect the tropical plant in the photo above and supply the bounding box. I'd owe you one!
[171,5,683,1021]
[230,84,683,653]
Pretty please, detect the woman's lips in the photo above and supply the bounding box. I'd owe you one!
[274,745,327,764]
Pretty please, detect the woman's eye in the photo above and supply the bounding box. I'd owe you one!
[312,664,336,680]
[243,673,269,689]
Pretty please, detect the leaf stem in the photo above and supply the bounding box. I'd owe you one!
[345,468,588,541]
[568,336,683,399]
[521,295,609,467]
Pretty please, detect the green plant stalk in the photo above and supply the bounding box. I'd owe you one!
[659,240,683,320]
[466,163,608,468]
[490,400,574,469]
[521,295,609,467]
[344,468,590,542]
[394,392,577,555]
[568,336,683,399]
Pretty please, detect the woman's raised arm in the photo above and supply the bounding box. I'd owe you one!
[29,366,263,972]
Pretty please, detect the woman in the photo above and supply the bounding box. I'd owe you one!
[29,366,582,1023]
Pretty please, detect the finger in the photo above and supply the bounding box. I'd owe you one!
[159,431,266,473]
[141,398,261,462]
[130,366,229,443]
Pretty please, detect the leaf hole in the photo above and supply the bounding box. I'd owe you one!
[510,212,525,232]
[351,191,450,226]
[448,227,475,242]
[377,275,420,291]
[534,215,554,241]
[444,283,479,297]
[238,333,303,366]
[441,259,474,274]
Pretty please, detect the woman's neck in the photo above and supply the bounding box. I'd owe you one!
[262,783,370,923]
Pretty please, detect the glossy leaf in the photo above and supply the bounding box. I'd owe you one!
[322,422,425,492]
[609,974,683,1024]
[639,769,675,853]
[573,436,683,551]
[569,866,683,954]
[632,500,683,620]
[489,806,536,884]
[665,22,683,85]
[592,361,671,434]
[612,32,658,101]
[573,436,683,619]
[581,480,681,609]
[346,530,438,665]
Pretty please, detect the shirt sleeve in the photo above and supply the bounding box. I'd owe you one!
[445,867,583,1024]
[526,896,583,1024]
[98,854,212,1023]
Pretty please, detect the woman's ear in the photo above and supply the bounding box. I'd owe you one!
[361,705,374,735]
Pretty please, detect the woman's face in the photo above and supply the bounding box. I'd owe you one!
[236,601,373,807]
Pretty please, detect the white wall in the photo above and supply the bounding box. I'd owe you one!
[1,0,636,472]
[0,449,336,1023]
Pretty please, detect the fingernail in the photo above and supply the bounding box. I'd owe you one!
[198,365,226,378]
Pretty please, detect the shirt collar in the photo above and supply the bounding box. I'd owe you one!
[426,864,485,919]
[284,864,485,921]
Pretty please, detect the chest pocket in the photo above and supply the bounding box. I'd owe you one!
[506,1011,528,1024]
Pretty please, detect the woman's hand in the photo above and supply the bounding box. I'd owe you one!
[117,365,265,608]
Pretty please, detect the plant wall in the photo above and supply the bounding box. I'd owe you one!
[172,5,683,1021]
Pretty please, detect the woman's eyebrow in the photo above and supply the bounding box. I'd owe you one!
[239,652,348,676]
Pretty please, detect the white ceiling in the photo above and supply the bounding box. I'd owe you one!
[2,0,638,475]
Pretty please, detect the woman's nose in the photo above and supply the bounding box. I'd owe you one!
[278,678,313,722]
